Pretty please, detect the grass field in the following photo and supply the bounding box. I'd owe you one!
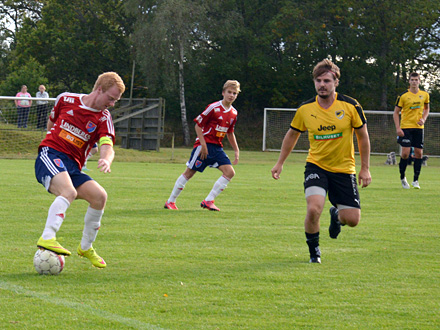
[0,148,439,329]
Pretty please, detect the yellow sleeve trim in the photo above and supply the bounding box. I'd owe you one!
[98,136,113,147]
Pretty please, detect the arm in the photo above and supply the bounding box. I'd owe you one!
[97,144,115,173]
[226,131,239,165]
[195,124,208,160]
[393,106,404,137]
[417,103,430,126]
[271,128,301,180]
[354,125,372,188]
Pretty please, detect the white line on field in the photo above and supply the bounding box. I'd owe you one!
[0,280,167,330]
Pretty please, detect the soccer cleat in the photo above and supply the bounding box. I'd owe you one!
[201,200,220,211]
[412,181,420,189]
[77,245,106,268]
[37,237,71,256]
[329,206,341,239]
[164,201,178,210]
[309,257,321,264]
[401,177,410,189]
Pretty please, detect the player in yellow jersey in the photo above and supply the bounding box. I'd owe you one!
[393,72,430,189]
[271,59,372,264]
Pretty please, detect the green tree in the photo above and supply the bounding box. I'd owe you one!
[12,0,133,94]
[126,0,241,145]
[0,57,48,96]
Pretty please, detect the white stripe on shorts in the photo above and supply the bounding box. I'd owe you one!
[186,145,202,168]
[41,147,60,176]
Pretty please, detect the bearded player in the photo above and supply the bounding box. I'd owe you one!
[271,60,372,263]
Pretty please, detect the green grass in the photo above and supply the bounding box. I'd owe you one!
[0,150,439,329]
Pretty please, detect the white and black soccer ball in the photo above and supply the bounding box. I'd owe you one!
[33,248,65,275]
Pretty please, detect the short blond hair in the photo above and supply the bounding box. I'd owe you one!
[223,80,241,93]
[313,59,340,80]
[93,72,126,94]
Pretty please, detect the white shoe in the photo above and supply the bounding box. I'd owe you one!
[401,178,410,189]
[412,181,420,189]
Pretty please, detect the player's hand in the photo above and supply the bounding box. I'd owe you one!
[97,159,111,173]
[233,152,239,165]
[200,145,208,160]
[417,118,425,126]
[358,168,371,188]
[396,128,404,137]
[271,164,283,180]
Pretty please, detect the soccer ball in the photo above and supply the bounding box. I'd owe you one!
[33,248,65,275]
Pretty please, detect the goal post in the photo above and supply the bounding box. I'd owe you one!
[263,108,440,156]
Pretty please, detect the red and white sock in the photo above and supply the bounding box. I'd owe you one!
[206,175,230,201]
[81,206,103,251]
[168,174,188,203]
[42,196,70,239]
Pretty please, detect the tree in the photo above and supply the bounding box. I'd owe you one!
[127,0,200,145]
[126,0,243,145]
[0,0,46,50]
[12,0,134,94]
[0,57,48,96]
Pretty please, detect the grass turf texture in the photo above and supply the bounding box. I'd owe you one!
[0,149,439,329]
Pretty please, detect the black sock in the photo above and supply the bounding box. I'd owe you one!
[399,157,408,180]
[413,158,422,181]
[305,232,321,258]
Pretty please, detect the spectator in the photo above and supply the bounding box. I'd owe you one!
[15,85,32,128]
[36,85,50,129]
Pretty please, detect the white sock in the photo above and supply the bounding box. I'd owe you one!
[81,206,103,251]
[42,196,70,239]
[206,175,230,201]
[168,174,188,203]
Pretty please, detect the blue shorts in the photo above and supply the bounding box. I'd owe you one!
[186,143,232,172]
[303,162,360,209]
[397,128,424,149]
[35,146,93,192]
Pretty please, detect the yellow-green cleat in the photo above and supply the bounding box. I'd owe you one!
[77,245,106,268]
[37,237,71,256]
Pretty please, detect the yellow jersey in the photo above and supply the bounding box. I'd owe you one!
[395,89,429,129]
[291,93,366,174]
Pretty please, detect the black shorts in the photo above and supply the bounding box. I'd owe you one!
[397,128,424,149]
[304,162,360,209]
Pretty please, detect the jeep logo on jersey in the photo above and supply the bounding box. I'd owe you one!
[335,110,345,119]
[318,124,336,131]
[86,121,97,133]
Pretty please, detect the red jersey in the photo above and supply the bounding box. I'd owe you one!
[193,100,238,147]
[39,92,115,169]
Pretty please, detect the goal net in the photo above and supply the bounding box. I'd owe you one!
[263,108,440,156]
